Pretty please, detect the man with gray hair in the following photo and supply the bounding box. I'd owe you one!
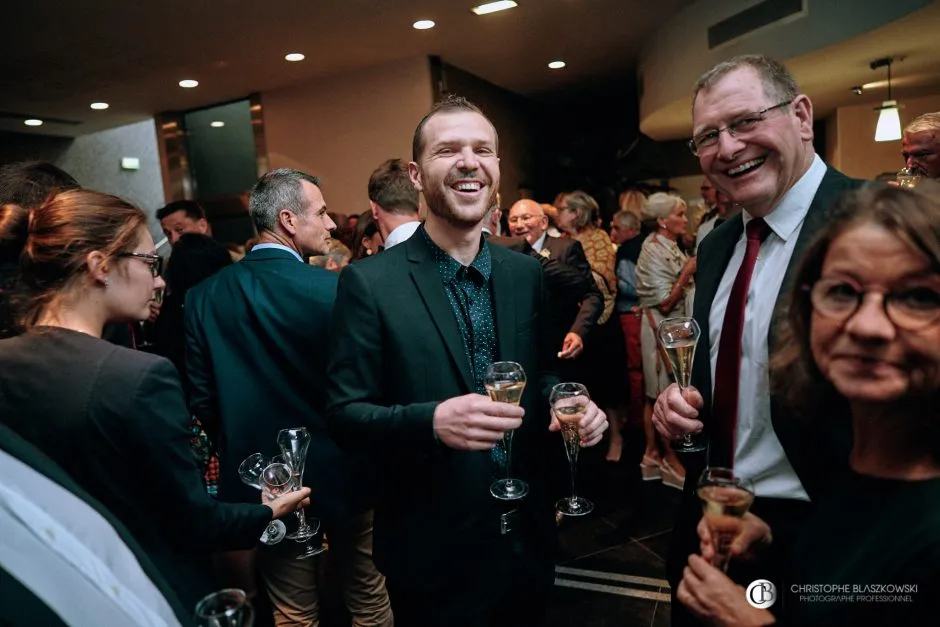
[651,55,865,625]
[185,168,392,626]
[901,111,940,180]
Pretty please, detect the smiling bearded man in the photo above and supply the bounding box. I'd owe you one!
[326,95,609,626]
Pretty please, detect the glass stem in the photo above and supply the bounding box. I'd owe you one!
[295,509,308,531]
[505,432,513,482]
[569,455,578,500]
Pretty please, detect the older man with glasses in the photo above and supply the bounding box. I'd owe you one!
[651,54,866,626]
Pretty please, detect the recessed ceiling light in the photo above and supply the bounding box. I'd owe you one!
[179,79,199,88]
[210,121,225,128]
[90,102,110,110]
[471,1,518,16]
[413,19,435,29]
[24,119,43,127]
[285,53,305,62]
[548,60,566,69]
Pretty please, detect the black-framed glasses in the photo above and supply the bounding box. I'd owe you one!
[118,252,164,277]
[808,278,940,331]
[688,100,792,156]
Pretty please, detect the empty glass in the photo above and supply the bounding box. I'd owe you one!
[276,428,320,541]
[194,588,253,627]
[238,453,286,545]
[262,462,323,560]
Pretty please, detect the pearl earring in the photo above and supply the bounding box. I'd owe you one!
[103,278,109,288]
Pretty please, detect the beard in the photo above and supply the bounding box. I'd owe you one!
[422,169,499,229]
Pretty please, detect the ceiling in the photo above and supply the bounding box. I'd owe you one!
[641,1,940,140]
[1,0,694,138]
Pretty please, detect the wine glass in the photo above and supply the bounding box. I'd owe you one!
[194,588,254,627]
[237,453,286,545]
[276,427,321,541]
[896,167,921,189]
[262,463,324,560]
[550,382,593,516]
[483,361,528,501]
[696,467,755,572]
[658,317,707,453]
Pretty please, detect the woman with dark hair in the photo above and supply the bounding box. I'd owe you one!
[0,190,309,608]
[677,183,940,626]
[351,209,384,261]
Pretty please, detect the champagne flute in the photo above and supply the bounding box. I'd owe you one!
[696,467,755,572]
[262,463,324,560]
[658,317,707,453]
[237,453,286,545]
[194,588,254,627]
[276,427,321,541]
[896,167,921,189]
[484,361,528,501]
[550,382,593,516]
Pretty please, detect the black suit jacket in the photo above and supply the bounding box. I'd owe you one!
[185,247,373,523]
[326,230,559,589]
[668,167,866,590]
[0,328,271,608]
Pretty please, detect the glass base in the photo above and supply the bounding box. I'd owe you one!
[672,433,707,453]
[556,496,593,517]
[490,478,529,501]
[286,517,321,541]
[295,542,327,560]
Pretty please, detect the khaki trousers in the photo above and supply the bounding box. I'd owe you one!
[258,509,392,627]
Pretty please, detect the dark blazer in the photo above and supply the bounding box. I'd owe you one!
[0,328,271,608]
[0,423,192,627]
[326,230,559,589]
[668,167,866,589]
[185,246,374,523]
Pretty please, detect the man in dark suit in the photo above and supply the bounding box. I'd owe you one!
[185,168,392,626]
[326,95,608,626]
[506,198,603,364]
[651,55,865,625]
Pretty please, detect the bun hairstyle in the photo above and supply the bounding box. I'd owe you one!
[0,189,147,329]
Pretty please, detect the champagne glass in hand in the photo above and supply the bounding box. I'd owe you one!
[484,361,528,501]
[696,467,755,572]
[551,382,593,516]
[276,427,320,541]
[262,463,324,560]
[658,317,707,453]
[238,453,286,545]
[194,588,254,627]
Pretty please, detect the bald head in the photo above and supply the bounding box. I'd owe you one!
[508,199,549,245]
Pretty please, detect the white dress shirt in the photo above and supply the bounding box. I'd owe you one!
[708,154,827,500]
[0,450,182,626]
[531,232,548,253]
[383,220,421,250]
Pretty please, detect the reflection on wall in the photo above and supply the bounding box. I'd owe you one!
[0,120,165,240]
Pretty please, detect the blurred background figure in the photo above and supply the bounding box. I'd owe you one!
[352,210,384,261]
[309,239,353,272]
[368,158,421,250]
[157,200,211,247]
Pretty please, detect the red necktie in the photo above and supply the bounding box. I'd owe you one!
[710,217,771,468]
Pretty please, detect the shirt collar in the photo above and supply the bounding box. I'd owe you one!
[742,153,827,243]
[384,220,421,250]
[250,242,304,263]
[419,225,492,283]
[532,232,548,252]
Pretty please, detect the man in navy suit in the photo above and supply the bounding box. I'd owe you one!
[651,55,864,625]
[185,168,392,626]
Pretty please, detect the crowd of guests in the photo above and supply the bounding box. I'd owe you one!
[0,52,938,627]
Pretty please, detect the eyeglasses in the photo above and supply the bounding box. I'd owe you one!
[808,278,940,331]
[687,100,792,156]
[118,252,164,278]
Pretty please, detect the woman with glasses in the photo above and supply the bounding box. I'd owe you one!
[0,189,309,609]
[677,183,940,626]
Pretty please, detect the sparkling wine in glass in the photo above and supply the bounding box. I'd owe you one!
[658,317,707,453]
[896,167,921,189]
[484,361,528,501]
[276,427,320,542]
[194,588,254,627]
[551,382,593,516]
[262,462,324,560]
[696,467,755,572]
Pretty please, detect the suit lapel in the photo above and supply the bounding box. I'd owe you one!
[406,235,476,392]
[489,249,517,362]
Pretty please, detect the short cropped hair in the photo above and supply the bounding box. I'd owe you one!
[693,54,800,109]
[412,94,498,162]
[612,210,641,231]
[905,112,940,135]
[156,200,206,222]
[368,159,418,216]
[643,193,686,222]
[248,168,321,233]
